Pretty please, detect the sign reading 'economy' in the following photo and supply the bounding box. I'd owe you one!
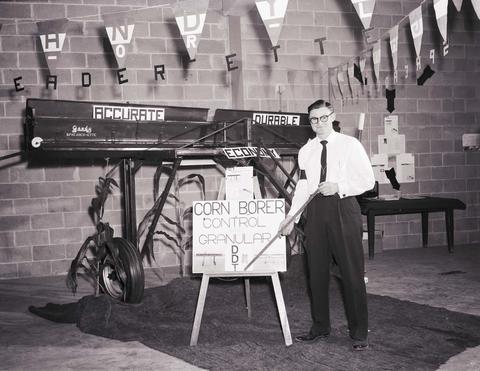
[192,199,286,274]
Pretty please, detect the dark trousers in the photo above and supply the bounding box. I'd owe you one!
[304,193,368,341]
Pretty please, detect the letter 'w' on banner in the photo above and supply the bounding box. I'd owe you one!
[104,20,135,69]
[409,5,423,59]
[351,0,376,29]
[255,0,289,48]
[389,25,398,71]
[37,18,69,74]
[433,0,448,42]
[472,0,480,19]
[452,0,463,11]
[173,0,209,62]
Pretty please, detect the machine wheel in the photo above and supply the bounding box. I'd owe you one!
[99,237,145,303]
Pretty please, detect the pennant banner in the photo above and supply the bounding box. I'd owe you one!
[360,56,366,84]
[255,0,289,47]
[37,18,69,74]
[104,20,135,69]
[351,0,376,29]
[434,0,448,42]
[173,0,209,62]
[347,62,356,97]
[409,5,423,58]
[452,0,463,11]
[389,25,398,71]
[472,0,480,19]
[372,40,381,85]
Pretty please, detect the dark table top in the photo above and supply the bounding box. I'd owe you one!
[358,196,466,214]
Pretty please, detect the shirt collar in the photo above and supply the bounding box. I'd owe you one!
[315,130,337,145]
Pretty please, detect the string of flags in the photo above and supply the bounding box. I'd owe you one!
[331,0,480,113]
[1,0,478,103]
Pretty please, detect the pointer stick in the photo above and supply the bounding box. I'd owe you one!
[243,188,321,271]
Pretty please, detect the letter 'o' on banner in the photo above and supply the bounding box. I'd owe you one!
[409,5,423,58]
[255,0,289,48]
[173,0,209,61]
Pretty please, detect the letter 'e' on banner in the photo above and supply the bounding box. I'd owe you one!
[409,5,423,58]
[173,0,209,62]
[255,0,289,48]
[351,0,376,29]
[37,18,69,74]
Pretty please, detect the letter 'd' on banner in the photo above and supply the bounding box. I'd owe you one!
[173,0,209,61]
[409,5,423,58]
[255,0,289,48]
[37,18,69,74]
[351,0,376,29]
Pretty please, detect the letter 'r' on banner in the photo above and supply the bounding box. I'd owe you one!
[37,18,69,74]
[409,5,424,58]
[255,0,289,48]
[351,0,376,29]
[173,0,209,62]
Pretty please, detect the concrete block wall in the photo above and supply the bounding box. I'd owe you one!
[0,0,479,278]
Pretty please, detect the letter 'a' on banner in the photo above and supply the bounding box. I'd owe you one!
[409,5,423,59]
[103,15,136,69]
[173,0,209,62]
[433,0,448,42]
[255,0,289,48]
[452,0,463,11]
[389,25,399,71]
[351,0,376,29]
[472,0,480,19]
[37,18,69,74]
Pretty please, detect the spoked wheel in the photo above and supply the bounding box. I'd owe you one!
[99,237,145,303]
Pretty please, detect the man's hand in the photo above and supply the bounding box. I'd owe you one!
[318,182,338,196]
[278,215,295,236]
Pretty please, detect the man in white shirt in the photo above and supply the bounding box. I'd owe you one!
[279,99,375,351]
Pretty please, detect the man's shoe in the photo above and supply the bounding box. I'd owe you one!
[352,340,369,351]
[294,332,329,343]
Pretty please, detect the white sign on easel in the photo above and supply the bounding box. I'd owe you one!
[225,166,254,200]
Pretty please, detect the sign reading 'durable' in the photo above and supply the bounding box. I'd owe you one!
[192,199,286,274]
[92,105,165,121]
[252,113,300,126]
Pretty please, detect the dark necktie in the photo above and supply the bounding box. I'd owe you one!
[320,140,328,183]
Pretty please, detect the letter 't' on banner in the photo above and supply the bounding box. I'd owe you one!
[37,18,69,75]
[351,0,376,29]
[173,0,209,62]
[255,0,288,48]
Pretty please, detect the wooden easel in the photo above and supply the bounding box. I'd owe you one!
[190,169,292,347]
[189,271,292,346]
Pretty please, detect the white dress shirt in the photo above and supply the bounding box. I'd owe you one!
[288,131,375,221]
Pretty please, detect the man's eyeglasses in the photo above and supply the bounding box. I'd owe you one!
[309,112,334,125]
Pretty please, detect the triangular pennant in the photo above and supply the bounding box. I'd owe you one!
[104,18,136,69]
[472,0,480,18]
[351,0,376,29]
[337,67,345,99]
[452,0,463,11]
[360,56,366,84]
[173,0,209,62]
[37,18,69,74]
[255,0,289,47]
[372,40,381,85]
[409,5,423,58]
[347,62,356,97]
[389,25,399,71]
[329,70,338,100]
[434,0,448,42]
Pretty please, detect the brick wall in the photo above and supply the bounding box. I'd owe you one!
[0,0,479,278]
